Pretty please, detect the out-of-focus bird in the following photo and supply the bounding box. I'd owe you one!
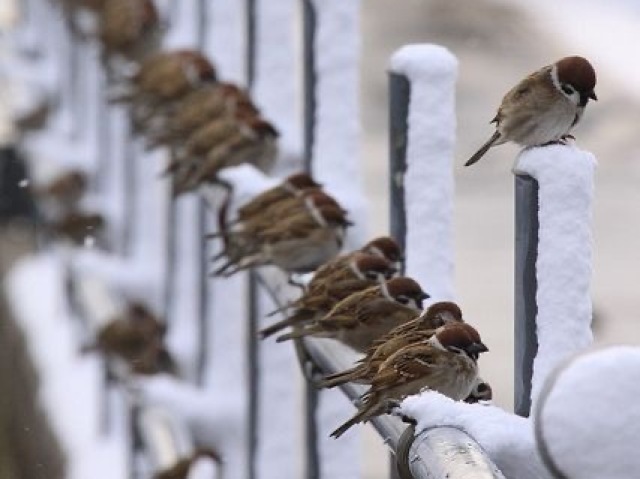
[317,301,464,388]
[259,253,397,339]
[464,378,493,404]
[465,56,597,167]
[277,277,429,352]
[214,202,352,276]
[330,322,489,438]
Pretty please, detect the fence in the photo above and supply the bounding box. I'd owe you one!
[3,0,598,478]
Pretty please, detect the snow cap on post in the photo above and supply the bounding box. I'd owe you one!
[514,144,596,407]
[389,44,458,300]
[536,347,640,479]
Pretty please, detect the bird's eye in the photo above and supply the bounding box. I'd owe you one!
[365,271,378,280]
[561,83,575,95]
[397,296,408,304]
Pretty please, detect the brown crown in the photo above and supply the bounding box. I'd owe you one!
[385,277,427,300]
[556,56,596,96]
[423,301,463,324]
[285,172,321,189]
[352,253,396,276]
[363,236,402,263]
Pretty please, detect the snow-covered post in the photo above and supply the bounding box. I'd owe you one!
[514,145,596,410]
[388,45,457,301]
[302,0,316,173]
[307,2,365,479]
[249,1,305,478]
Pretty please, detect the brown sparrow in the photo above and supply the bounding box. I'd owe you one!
[99,0,161,67]
[277,277,429,352]
[317,301,464,388]
[465,56,597,167]
[214,204,352,276]
[233,172,322,224]
[360,236,404,270]
[172,117,279,195]
[259,253,397,339]
[330,322,489,438]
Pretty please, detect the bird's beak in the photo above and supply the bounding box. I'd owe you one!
[469,342,489,354]
[589,90,598,101]
[420,291,431,300]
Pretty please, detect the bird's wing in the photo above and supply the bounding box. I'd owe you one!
[371,346,439,390]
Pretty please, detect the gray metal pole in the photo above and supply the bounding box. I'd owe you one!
[514,174,539,417]
[388,73,410,275]
[302,0,316,174]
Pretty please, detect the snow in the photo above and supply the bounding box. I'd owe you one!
[252,0,302,175]
[514,144,596,407]
[389,45,458,300]
[537,346,640,479]
[402,392,548,479]
[307,2,365,478]
[5,254,128,479]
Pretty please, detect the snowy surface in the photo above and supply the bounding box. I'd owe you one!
[308,2,365,478]
[389,44,457,300]
[402,392,548,479]
[5,254,128,479]
[514,144,596,407]
[537,346,640,479]
[252,0,302,175]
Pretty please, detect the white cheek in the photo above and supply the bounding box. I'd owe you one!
[564,90,581,106]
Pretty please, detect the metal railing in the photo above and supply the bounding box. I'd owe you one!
[6,1,511,478]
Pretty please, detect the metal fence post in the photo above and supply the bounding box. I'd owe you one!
[245,2,259,479]
[514,175,539,417]
[388,73,410,275]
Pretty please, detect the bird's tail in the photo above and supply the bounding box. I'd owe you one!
[259,310,313,339]
[316,367,361,389]
[275,327,311,343]
[464,130,501,167]
[330,398,379,438]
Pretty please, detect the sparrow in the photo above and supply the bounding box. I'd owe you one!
[147,83,257,148]
[232,172,322,224]
[317,301,463,388]
[465,56,597,167]
[276,277,429,352]
[259,253,397,339]
[360,236,404,271]
[330,322,489,438]
[34,170,87,210]
[99,0,161,67]
[90,302,175,375]
[172,117,279,195]
[51,212,105,245]
[214,203,352,276]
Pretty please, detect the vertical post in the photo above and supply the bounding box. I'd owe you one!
[388,73,410,274]
[514,175,539,417]
[245,3,258,479]
[302,0,316,174]
[195,0,210,387]
[301,2,320,478]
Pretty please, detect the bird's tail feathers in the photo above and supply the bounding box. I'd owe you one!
[464,130,501,167]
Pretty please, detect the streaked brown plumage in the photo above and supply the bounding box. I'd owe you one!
[276,277,429,352]
[330,323,488,438]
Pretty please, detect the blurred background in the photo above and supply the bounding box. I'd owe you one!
[1,0,640,477]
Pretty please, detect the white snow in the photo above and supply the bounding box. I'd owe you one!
[389,44,458,300]
[5,254,128,479]
[536,346,640,479]
[402,392,549,479]
[308,2,365,478]
[514,144,596,407]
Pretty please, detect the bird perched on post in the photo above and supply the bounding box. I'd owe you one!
[330,322,489,438]
[465,56,597,167]
[276,277,429,352]
[259,253,398,339]
[317,301,464,389]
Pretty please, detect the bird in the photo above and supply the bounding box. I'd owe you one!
[259,253,397,339]
[465,56,597,167]
[464,378,493,404]
[317,301,464,389]
[276,277,429,352]
[360,236,404,271]
[330,322,489,438]
[214,203,352,276]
